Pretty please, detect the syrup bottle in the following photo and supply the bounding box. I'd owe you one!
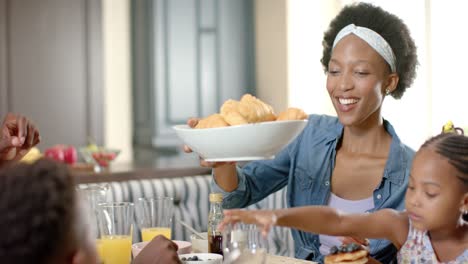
[207,193,224,255]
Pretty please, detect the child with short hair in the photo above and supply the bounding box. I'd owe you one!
[220,133,468,263]
[0,159,99,264]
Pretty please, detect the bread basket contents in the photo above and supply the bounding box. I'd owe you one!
[276,107,308,121]
[195,114,230,129]
[219,94,276,126]
[195,94,307,129]
[324,243,369,264]
[173,94,309,161]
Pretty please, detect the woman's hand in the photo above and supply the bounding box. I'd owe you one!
[219,209,278,237]
[0,113,40,165]
[184,117,236,168]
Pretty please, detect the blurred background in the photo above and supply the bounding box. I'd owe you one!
[0,0,466,167]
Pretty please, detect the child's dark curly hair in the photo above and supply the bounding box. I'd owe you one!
[321,2,418,99]
[421,133,468,185]
[0,159,76,264]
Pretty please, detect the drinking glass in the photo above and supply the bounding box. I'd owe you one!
[77,184,110,235]
[76,184,109,262]
[222,223,268,264]
[97,202,134,264]
[135,197,174,241]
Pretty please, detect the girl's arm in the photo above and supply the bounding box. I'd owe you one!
[221,206,409,249]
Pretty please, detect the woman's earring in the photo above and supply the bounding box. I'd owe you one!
[385,88,391,96]
[457,209,468,227]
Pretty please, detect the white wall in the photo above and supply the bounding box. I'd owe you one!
[370,0,431,150]
[102,0,133,162]
[255,0,289,113]
[429,0,468,134]
[287,0,339,116]
[254,0,339,115]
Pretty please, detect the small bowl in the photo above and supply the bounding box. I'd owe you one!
[132,240,192,257]
[173,120,308,162]
[179,253,223,264]
[79,147,120,168]
[191,232,208,253]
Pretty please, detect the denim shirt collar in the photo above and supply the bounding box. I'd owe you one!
[324,118,409,186]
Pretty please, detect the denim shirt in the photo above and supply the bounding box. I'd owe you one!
[211,114,415,263]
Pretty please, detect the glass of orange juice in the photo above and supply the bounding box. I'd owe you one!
[97,202,134,264]
[135,197,174,241]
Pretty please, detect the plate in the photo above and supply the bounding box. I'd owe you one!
[179,253,223,264]
[173,120,308,162]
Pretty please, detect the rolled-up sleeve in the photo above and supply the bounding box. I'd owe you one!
[210,140,295,209]
[210,166,249,208]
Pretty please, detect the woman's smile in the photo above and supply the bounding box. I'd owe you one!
[336,96,360,112]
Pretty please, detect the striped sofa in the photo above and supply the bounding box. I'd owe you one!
[80,174,295,257]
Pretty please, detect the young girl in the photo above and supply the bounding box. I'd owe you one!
[220,133,468,263]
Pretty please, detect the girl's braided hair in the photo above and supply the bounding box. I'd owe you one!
[421,132,468,185]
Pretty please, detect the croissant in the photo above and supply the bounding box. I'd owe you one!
[193,94,306,129]
[195,114,229,129]
[220,94,276,126]
[276,107,308,121]
[219,99,249,126]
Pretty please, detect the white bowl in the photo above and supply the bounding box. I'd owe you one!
[191,232,208,253]
[132,240,192,257]
[179,253,223,264]
[173,120,308,162]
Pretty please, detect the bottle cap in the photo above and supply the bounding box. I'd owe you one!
[209,193,223,203]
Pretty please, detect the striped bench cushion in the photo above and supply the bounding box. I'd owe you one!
[79,174,294,257]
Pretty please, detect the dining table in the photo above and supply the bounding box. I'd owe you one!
[266,254,317,264]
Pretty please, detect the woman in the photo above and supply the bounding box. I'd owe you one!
[187,2,418,263]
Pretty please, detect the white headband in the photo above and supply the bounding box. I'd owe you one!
[332,24,397,72]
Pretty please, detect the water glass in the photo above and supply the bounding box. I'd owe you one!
[222,223,268,264]
[97,202,134,264]
[77,184,110,263]
[135,197,174,241]
[77,184,109,238]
